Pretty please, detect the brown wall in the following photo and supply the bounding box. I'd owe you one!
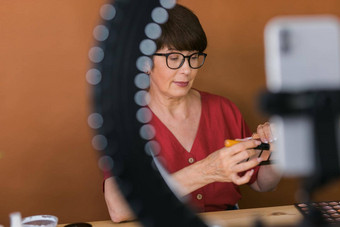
[178,0,340,209]
[0,1,108,226]
[1,0,340,226]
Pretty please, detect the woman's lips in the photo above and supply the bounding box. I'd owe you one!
[173,81,189,87]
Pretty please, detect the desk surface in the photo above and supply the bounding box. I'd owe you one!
[59,205,302,227]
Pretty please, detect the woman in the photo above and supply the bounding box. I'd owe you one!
[104,4,281,223]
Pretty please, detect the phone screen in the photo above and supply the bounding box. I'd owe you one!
[264,15,340,176]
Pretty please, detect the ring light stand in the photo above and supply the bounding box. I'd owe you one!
[87,0,208,226]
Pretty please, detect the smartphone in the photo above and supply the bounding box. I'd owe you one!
[264,15,340,176]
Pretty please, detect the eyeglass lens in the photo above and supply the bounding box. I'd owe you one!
[167,53,205,69]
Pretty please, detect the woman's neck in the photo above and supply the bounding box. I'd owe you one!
[148,89,199,120]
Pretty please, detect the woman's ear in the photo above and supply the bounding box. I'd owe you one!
[137,56,153,74]
[145,62,153,75]
[143,55,154,75]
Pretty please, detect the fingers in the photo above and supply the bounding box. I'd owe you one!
[211,140,261,185]
[231,148,262,164]
[228,140,261,156]
[225,140,262,165]
[256,122,273,143]
[232,155,262,173]
[231,169,254,185]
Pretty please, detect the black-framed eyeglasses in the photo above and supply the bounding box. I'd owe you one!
[153,52,207,70]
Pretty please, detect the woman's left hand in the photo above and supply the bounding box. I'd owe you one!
[255,122,275,144]
[251,122,282,192]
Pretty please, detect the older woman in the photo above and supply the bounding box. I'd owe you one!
[104,4,281,223]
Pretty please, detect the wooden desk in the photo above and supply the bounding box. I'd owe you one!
[200,205,301,227]
[59,205,302,227]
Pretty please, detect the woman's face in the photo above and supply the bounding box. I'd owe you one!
[149,47,199,99]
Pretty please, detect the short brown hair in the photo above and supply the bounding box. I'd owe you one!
[156,4,207,52]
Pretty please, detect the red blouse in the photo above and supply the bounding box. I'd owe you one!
[151,90,259,212]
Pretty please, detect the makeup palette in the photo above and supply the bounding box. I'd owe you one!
[295,201,340,224]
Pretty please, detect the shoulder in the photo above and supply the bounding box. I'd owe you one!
[197,89,250,137]
[198,90,240,112]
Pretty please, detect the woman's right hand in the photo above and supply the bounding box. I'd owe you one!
[171,139,263,196]
[199,139,262,185]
